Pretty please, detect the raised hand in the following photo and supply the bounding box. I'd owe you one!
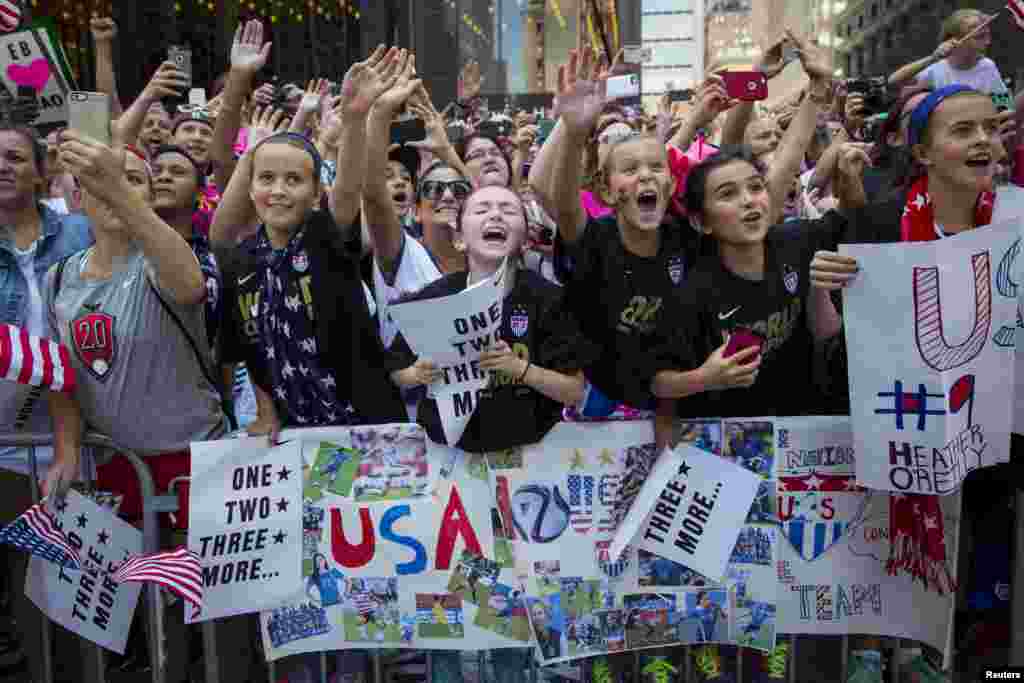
[56,131,128,206]
[556,48,612,139]
[458,60,482,101]
[789,30,832,83]
[340,45,406,117]
[756,37,788,80]
[231,19,272,75]
[299,78,329,114]
[692,75,734,128]
[90,16,117,44]
[406,91,451,155]
[248,106,289,148]
[143,61,189,101]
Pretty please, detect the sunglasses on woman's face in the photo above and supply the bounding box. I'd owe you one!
[419,179,472,202]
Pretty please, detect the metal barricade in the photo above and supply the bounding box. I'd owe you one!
[0,431,207,683]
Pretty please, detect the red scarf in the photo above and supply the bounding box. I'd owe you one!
[888,175,989,594]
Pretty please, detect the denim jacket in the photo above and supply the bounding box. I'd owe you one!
[0,204,94,326]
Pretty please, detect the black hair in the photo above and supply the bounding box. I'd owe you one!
[456,132,513,187]
[151,144,206,189]
[682,144,766,219]
[388,145,420,189]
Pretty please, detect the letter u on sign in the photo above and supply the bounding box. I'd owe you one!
[913,251,991,371]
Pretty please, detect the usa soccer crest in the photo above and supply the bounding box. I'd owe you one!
[510,313,529,338]
[291,250,309,273]
[778,471,869,562]
[567,474,594,534]
[782,265,798,295]
[667,256,684,285]
[70,307,117,381]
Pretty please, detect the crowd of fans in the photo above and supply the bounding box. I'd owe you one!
[0,5,1021,682]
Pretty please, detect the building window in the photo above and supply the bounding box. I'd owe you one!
[871,3,878,17]
[858,15,863,28]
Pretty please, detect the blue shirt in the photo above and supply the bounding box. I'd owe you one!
[0,205,93,327]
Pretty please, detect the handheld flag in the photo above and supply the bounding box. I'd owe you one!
[0,323,76,393]
[111,547,203,618]
[0,502,81,569]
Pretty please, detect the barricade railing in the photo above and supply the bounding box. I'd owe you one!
[4,430,1018,683]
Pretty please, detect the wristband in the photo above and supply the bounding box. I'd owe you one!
[518,361,531,383]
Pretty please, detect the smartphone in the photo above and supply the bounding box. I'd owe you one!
[721,71,768,101]
[447,121,467,144]
[188,88,207,107]
[606,74,641,100]
[391,118,426,146]
[723,327,764,363]
[168,45,192,87]
[670,88,695,103]
[68,92,111,145]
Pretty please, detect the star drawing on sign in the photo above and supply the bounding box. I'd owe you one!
[277,497,289,512]
[275,386,287,400]
[677,461,691,477]
[912,193,928,210]
[843,477,859,490]
[76,514,88,529]
[97,530,109,545]
[55,499,67,514]
[804,473,824,490]
[277,466,291,482]
[282,361,295,378]
[273,530,287,544]
[598,449,615,466]
[923,514,938,531]
[568,450,585,469]
[777,479,788,492]
[321,375,336,389]
[266,345,275,360]
[298,364,310,377]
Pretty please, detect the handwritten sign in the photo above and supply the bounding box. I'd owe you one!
[390,269,506,446]
[841,220,1018,494]
[25,490,142,653]
[188,438,303,622]
[0,26,74,125]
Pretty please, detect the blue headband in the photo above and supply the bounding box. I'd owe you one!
[252,132,323,183]
[907,84,978,148]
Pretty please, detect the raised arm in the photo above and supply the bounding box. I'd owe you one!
[888,40,955,88]
[766,32,832,222]
[212,20,271,191]
[526,118,568,220]
[112,62,188,148]
[90,17,123,118]
[58,133,205,305]
[290,79,327,135]
[543,49,613,245]
[669,76,732,151]
[406,84,471,178]
[332,46,405,241]
[720,39,788,147]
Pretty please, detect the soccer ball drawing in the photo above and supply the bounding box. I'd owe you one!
[511,483,570,543]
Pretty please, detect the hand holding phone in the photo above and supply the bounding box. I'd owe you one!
[723,328,764,362]
[68,92,112,146]
[721,71,768,101]
[168,46,193,88]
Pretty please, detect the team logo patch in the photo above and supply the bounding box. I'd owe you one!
[667,256,685,285]
[783,265,798,294]
[778,471,870,562]
[291,251,309,273]
[510,314,529,338]
[70,307,117,382]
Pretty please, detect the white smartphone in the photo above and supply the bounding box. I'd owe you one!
[68,92,111,146]
[606,74,641,100]
[188,88,207,107]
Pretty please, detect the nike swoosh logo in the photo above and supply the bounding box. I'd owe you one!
[239,273,257,285]
[718,306,741,321]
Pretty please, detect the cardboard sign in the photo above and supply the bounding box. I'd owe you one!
[187,438,304,622]
[25,490,143,653]
[0,25,75,125]
[841,220,1018,494]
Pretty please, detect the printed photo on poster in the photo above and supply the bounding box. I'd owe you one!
[730,526,775,566]
[343,578,401,642]
[678,590,729,644]
[638,549,713,587]
[416,593,464,638]
[623,593,677,649]
[724,421,775,477]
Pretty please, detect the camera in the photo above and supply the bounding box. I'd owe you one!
[844,77,888,117]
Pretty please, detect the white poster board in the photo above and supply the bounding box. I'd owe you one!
[187,438,303,622]
[841,220,1018,494]
[25,490,143,653]
[0,27,74,125]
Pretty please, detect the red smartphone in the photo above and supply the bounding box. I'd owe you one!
[724,328,764,363]
[721,71,768,101]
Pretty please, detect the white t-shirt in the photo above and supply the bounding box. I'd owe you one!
[917,58,1007,95]
[372,234,442,349]
[0,239,54,475]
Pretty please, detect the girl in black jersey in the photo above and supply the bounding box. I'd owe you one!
[389,184,595,453]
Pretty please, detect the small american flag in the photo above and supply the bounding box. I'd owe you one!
[0,502,81,569]
[112,547,204,617]
[0,323,76,394]
[1007,1,1024,29]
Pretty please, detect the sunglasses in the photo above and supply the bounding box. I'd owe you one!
[419,179,472,202]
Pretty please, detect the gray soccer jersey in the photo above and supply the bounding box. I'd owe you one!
[46,248,224,453]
